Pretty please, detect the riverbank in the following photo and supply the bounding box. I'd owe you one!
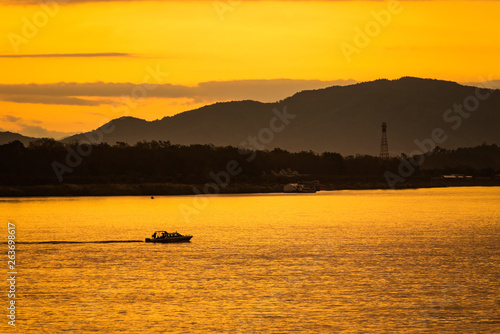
[0,178,499,197]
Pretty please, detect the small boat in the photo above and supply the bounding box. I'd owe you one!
[283,181,318,193]
[145,231,193,243]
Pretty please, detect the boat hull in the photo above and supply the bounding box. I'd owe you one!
[145,236,192,243]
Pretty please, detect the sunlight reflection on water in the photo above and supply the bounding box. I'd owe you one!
[1,187,499,333]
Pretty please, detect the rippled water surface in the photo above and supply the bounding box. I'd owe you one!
[1,187,499,333]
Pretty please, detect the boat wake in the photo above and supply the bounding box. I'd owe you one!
[2,240,144,245]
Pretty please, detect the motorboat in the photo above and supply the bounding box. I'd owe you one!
[145,231,193,243]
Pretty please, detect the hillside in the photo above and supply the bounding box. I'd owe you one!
[0,131,38,146]
[26,77,500,155]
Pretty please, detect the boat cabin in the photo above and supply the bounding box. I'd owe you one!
[151,231,182,239]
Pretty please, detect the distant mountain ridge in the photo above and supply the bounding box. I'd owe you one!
[4,77,500,155]
[0,132,38,147]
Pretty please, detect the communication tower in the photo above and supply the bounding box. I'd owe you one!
[380,122,389,159]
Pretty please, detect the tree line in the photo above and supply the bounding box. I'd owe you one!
[0,139,498,186]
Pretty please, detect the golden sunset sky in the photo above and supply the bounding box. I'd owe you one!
[0,0,499,138]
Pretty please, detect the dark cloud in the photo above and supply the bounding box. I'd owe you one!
[0,79,357,105]
[0,94,112,106]
[0,53,132,58]
[2,0,426,3]
[0,82,190,98]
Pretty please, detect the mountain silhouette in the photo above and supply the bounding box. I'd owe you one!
[0,132,38,147]
[4,77,499,155]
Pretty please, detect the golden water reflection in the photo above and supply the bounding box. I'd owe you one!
[1,187,499,333]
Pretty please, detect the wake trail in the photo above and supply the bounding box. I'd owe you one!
[2,240,144,245]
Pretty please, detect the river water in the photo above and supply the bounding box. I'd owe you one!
[1,187,499,333]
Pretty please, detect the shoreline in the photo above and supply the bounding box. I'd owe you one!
[1,178,499,197]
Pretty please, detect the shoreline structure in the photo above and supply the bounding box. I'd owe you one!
[1,178,499,197]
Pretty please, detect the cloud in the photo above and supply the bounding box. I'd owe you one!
[1,115,21,122]
[0,115,76,139]
[192,79,358,102]
[462,80,500,90]
[1,0,442,3]
[0,53,132,58]
[0,79,357,105]
[18,125,77,140]
[0,94,112,106]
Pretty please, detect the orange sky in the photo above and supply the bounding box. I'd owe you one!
[0,1,499,138]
